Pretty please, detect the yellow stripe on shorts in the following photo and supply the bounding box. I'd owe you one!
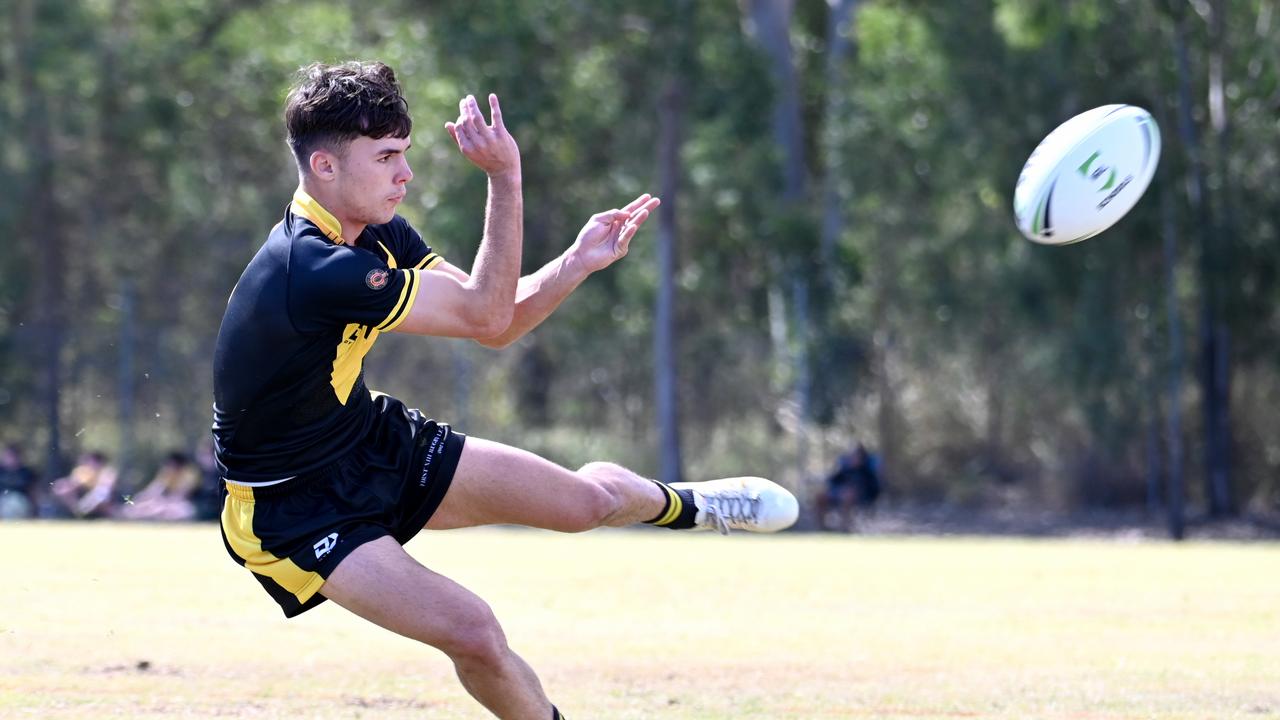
[221,486,325,604]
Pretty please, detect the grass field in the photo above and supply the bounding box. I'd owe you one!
[1,522,1277,719]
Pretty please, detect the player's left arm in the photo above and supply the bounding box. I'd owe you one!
[429,193,660,349]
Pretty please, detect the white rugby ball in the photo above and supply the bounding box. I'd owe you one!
[1014,104,1161,244]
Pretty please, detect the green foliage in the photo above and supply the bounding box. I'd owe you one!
[0,0,1276,512]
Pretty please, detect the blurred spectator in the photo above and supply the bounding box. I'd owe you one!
[816,442,882,532]
[50,451,119,519]
[191,440,223,521]
[0,444,40,519]
[116,451,200,521]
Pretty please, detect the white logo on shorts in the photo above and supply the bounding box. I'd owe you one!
[313,532,339,560]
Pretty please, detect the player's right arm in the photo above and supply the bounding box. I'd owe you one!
[394,93,522,340]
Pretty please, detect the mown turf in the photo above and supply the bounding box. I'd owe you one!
[1,522,1277,719]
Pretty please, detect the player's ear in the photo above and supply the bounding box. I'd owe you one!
[309,149,338,181]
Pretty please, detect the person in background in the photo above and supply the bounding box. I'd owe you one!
[50,451,119,519]
[116,451,200,521]
[816,442,882,532]
[0,444,40,519]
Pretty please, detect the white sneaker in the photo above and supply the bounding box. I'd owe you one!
[669,477,799,535]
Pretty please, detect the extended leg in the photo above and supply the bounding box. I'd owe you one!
[426,437,668,531]
[428,436,797,534]
[320,535,554,720]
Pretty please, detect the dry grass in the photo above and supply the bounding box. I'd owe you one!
[1,522,1277,719]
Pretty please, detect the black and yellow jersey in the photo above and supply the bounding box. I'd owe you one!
[212,189,444,482]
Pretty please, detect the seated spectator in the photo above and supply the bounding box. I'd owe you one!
[0,444,40,519]
[51,451,119,519]
[816,442,882,532]
[116,451,200,521]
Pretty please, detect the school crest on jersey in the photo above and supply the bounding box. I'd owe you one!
[365,269,389,290]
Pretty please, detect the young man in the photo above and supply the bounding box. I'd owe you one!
[213,61,797,720]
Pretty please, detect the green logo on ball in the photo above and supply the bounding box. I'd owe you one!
[1077,151,1117,191]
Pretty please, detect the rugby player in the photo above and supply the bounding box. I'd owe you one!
[213,61,798,720]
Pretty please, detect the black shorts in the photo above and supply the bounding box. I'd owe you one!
[219,395,465,617]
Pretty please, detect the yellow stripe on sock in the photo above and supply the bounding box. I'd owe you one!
[655,485,682,526]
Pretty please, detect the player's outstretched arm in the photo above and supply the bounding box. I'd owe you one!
[394,93,522,339]
[425,193,659,348]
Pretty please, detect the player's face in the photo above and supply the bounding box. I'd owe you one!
[335,135,413,226]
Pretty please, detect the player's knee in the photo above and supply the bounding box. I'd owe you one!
[553,479,615,533]
[441,601,509,668]
[561,464,624,532]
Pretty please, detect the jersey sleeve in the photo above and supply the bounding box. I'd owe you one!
[391,216,446,271]
[290,243,422,333]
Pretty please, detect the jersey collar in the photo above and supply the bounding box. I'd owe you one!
[291,188,347,245]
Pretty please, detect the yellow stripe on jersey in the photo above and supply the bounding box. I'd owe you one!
[329,270,419,401]
[290,188,347,244]
[377,269,420,332]
[221,488,325,605]
[375,240,398,269]
[415,252,443,270]
[330,323,379,405]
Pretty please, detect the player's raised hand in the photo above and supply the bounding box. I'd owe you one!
[445,93,520,178]
[569,194,661,273]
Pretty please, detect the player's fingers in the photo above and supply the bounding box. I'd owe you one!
[488,93,504,129]
[590,209,626,225]
[621,193,651,213]
[454,121,477,151]
[626,208,650,230]
[618,224,637,255]
[445,122,459,145]
[638,196,661,215]
[458,96,478,133]
[469,95,487,132]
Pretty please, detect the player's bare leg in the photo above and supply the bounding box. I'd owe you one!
[428,437,798,534]
[332,437,798,718]
[426,438,666,531]
[320,536,556,720]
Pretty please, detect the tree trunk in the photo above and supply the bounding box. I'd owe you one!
[743,0,815,476]
[1162,184,1186,540]
[791,276,812,468]
[819,0,859,272]
[15,0,68,479]
[451,343,474,430]
[872,303,896,485]
[1205,0,1234,515]
[102,0,137,479]
[117,280,136,477]
[655,76,684,485]
[743,0,807,201]
[516,340,552,427]
[1172,9,1226,519]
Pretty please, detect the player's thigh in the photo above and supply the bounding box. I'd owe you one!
[319,535,501,655]
[427,436,613,531]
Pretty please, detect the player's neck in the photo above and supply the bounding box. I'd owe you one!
[296,181,365,243]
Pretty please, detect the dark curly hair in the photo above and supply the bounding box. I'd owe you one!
[284,61,412,171]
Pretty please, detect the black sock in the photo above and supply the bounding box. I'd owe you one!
[552,705,565,720]
[643,480,698,529]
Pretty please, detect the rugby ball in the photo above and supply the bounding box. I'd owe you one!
[1014,104,1161,244]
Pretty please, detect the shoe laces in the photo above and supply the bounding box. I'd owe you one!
[701,490,761,535]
